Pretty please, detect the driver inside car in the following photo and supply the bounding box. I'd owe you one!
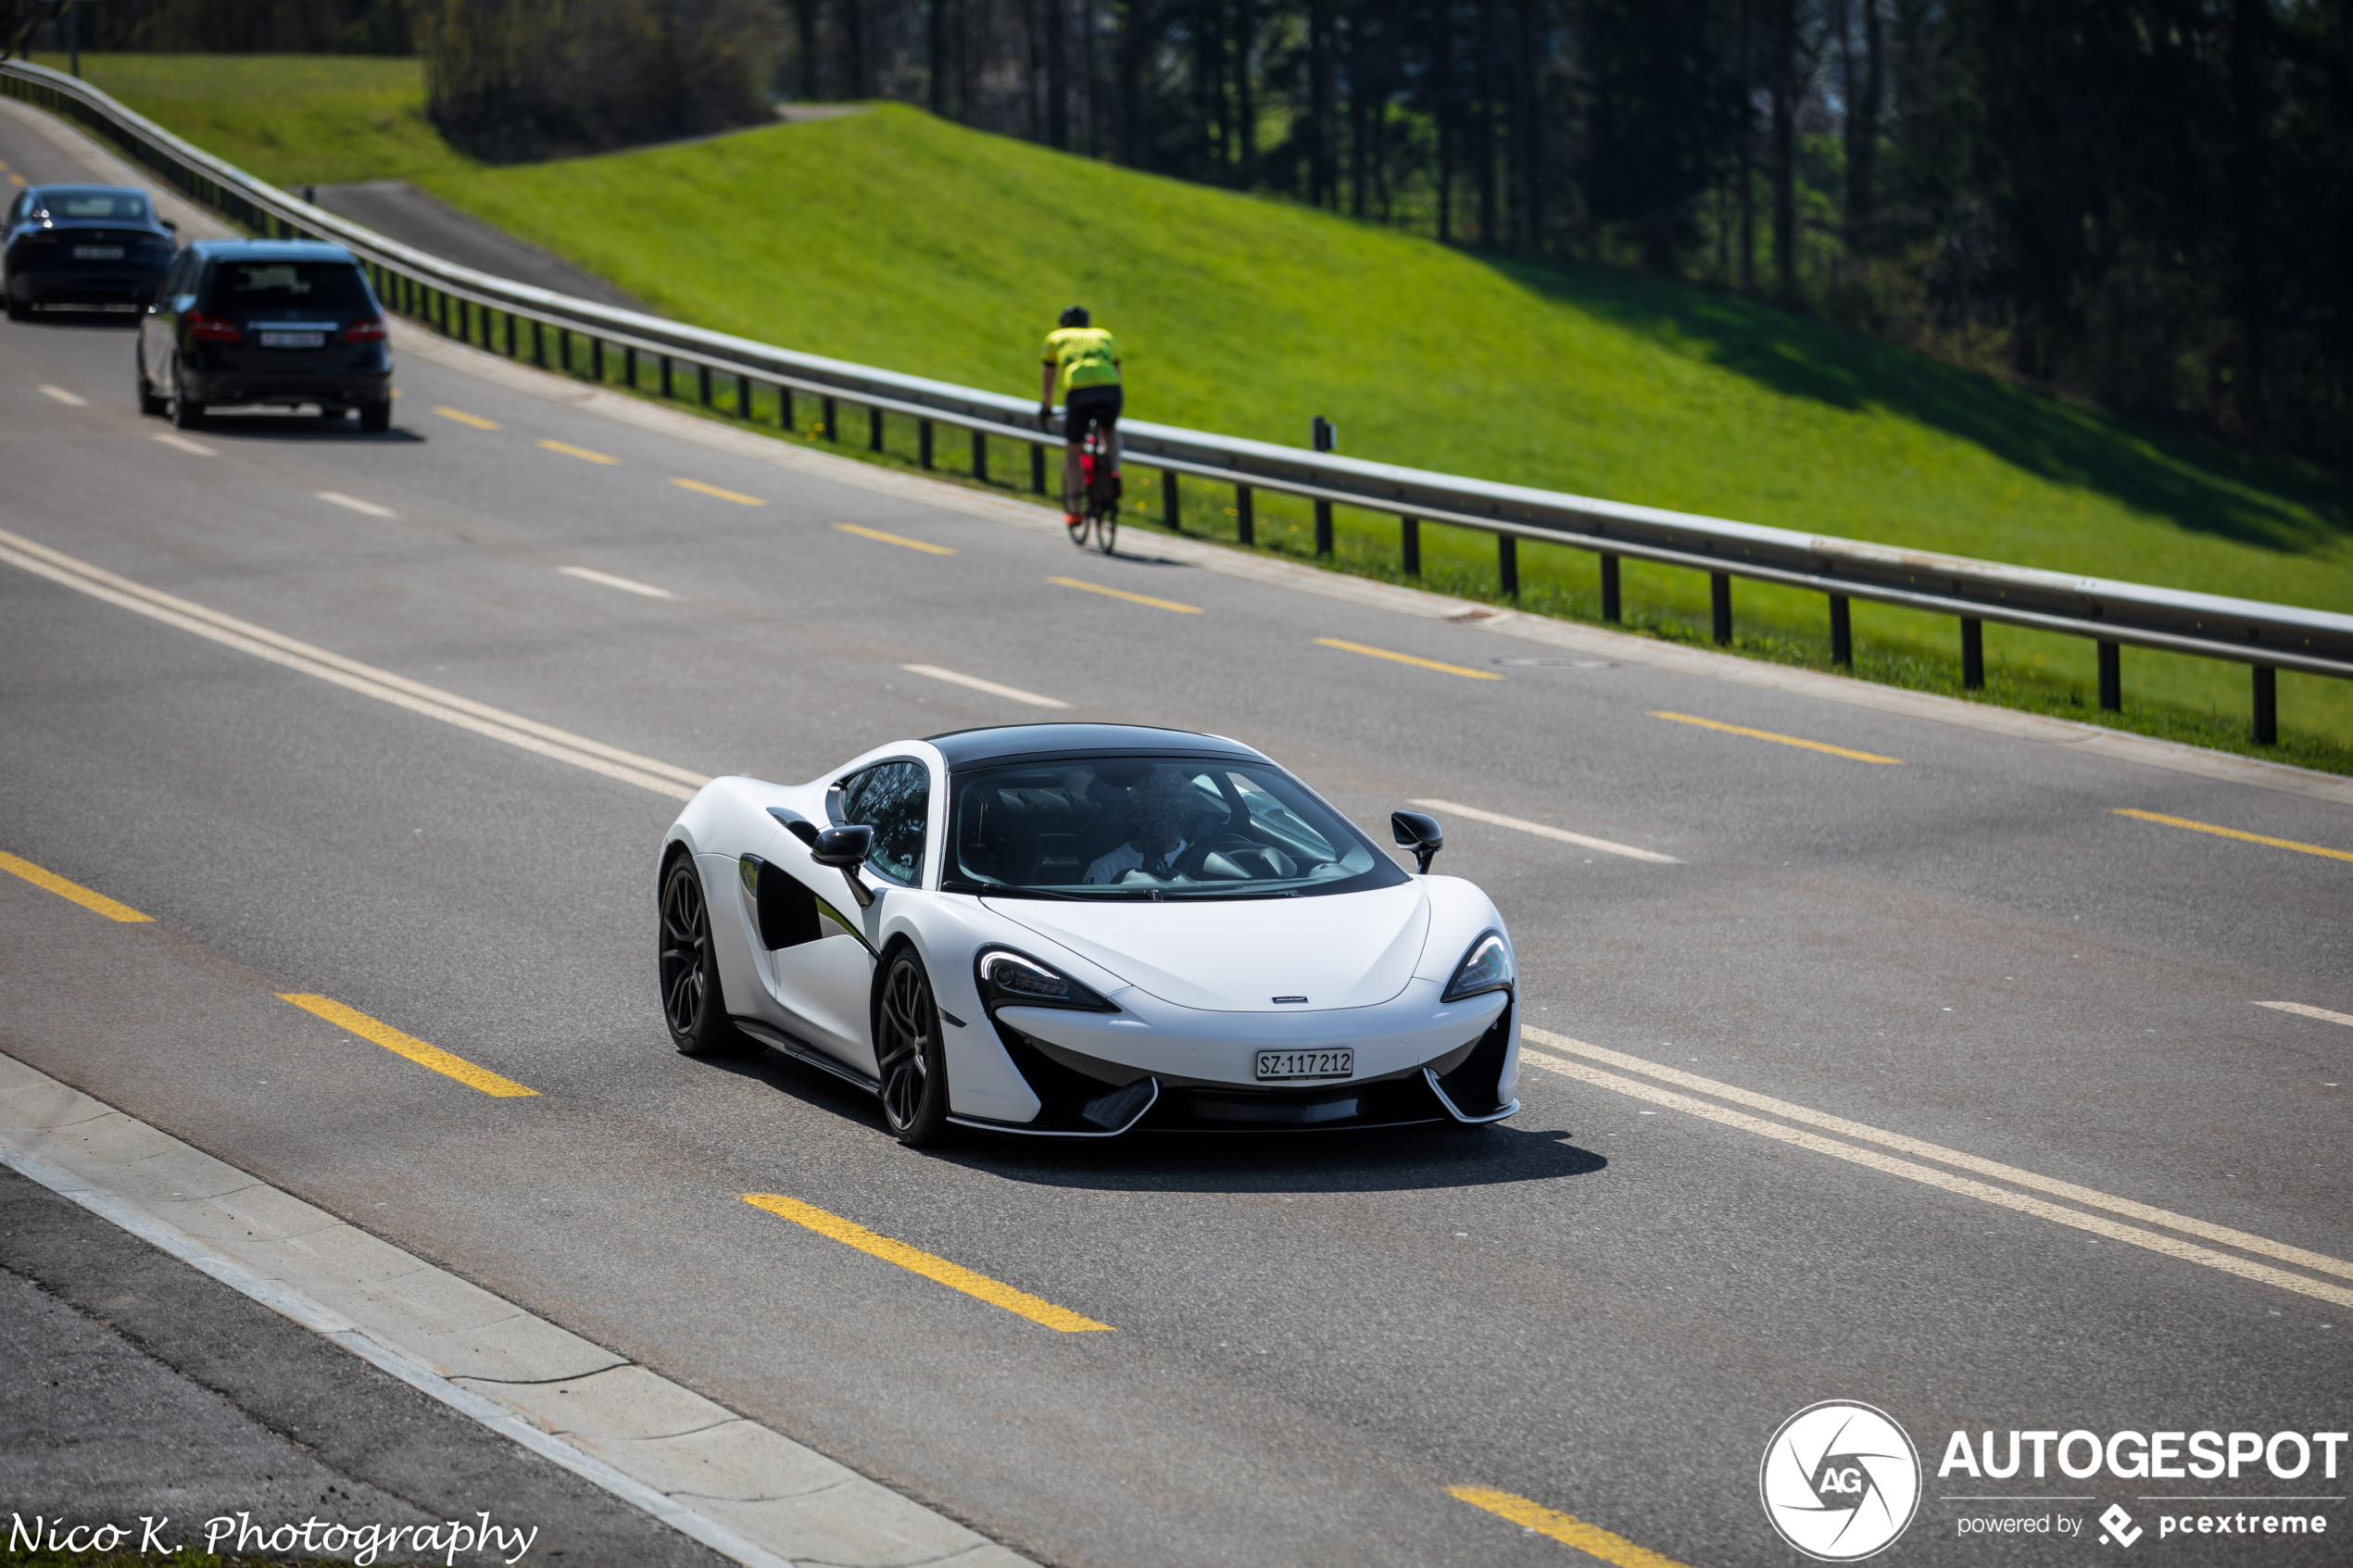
[1084,765,1213,884]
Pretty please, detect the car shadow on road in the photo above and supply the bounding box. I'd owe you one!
[940,1120,1606,1194]
[175,412,426,445]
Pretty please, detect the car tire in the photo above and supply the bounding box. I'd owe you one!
[134,350,166,416]
[875,947,952,1146]
[167,357,203,429]
[359,401,391,433]
[658,852,758,1059]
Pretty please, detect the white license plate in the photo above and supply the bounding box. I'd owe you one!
[1254,1047,1353,1081]
[71,245,123,260]
[258,330,326,349]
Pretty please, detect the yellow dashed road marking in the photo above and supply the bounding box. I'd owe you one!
[671,477,764,507]
[2112,808,2353,864]
[743,1193,1111,1332]
[1314,637,1504,681]
[433,406,499,430]
[0,850,153,922]
[1049,576,1202,613]
[278,994,538,1098]
[538,438,620,465]
[834,522,954,555]
[1451,1487,1694,1567]
[1649,710,1903,764]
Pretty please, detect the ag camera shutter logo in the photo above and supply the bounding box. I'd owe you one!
[1760,1400,1922,1561]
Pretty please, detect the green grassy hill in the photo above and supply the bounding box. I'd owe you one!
[51,54,2353,762]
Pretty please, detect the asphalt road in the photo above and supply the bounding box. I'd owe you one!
[2,107,2348,1567]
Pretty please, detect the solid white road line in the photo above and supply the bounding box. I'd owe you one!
[2255,1000,2353,1028]
[0,527,709,799]
[900,663,1071,709]
[37,383,86,407]
[1519,1026,2353,1305]
[317,490,396,519]
[152,433,215,457]
[560,565,674,599]
[1411,798,1680,863]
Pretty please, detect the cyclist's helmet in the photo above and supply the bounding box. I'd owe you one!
[1058,306,1090,328]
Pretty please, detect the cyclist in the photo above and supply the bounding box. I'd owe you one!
[1039,305,1121,526]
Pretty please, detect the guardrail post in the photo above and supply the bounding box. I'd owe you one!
[697,364,711,407]
[1237,484,1255,546]
[919,420,934,470]
[459,299,470,343]
[869,408,884,451]
[559,329,572,374]
[1601,553,1620,621]
[1402,517,1420,576]
[1961,618,1984,689]
[1163,470,1180,531]
[778,387,792,430]
[1029,442,1045,494]
[1314,499,1334,557]
[1498,535,1518,597]
[2097,641,2121,710]
[972,429,988,483]
[736,372,750,418]
[437,290,449,336]
[660,356,673,398]
[505,313,516,358]
[1711,572,1732,645]
[531,320,545,368]
[590,337,604,384]
[823,396,837,441]
[2253,665,2277,745]
[1829,594,1851,666]
[622,344,635,385]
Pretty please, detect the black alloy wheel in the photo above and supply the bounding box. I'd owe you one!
[659,854,754,1058]
[167,354,203,429]
[875,948,950,1146]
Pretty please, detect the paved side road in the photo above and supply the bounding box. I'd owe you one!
[0,1164,726,1566]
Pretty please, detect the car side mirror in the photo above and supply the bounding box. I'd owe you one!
[160,218,177,232]
[1390,810,1443,875]
[811,823,876,909]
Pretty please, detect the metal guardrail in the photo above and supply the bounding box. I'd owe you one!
[7,58,2348,743]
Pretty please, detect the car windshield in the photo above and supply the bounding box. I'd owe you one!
[48,190,148,221]
[207,260,371,312]
[946,756,1407,900]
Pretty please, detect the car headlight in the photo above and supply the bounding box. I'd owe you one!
[975,947,1117,1012]
[1441,931,1514,1002]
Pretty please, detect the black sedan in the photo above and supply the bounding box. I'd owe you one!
[3,183,176,317]
[137,239,394,431]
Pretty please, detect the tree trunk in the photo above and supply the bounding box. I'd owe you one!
[1474,0,1497,243]
[795,0,820,97]
[1843,0,1881,251]
[2229,0,2270,433]
[1737,0,1755,292]
[928,0,949,115]
[1045,0,1068,146]
[1309,0,1335,205]
[1768,0,1795,306]
[1235,0,1255,172]
[1516,0,1540,252]
[843,0,868,97]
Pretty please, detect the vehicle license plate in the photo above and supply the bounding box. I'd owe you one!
[71,245,122,260]
[1254,1047,1353,1081]
[259,330,326,348]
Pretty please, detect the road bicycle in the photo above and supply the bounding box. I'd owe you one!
[1064,422,1118,555]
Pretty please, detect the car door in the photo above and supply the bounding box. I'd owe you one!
[758,759,933,1076]
[144,251,195,385]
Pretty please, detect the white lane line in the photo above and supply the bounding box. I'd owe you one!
[153,433,217,457]
[900,663,1070,709]
[1520,1026,2353,1304]
[0,526,709,800]
[2256,1000,2353,1028]
[1411,798,1680,864]
[317,490,396,519]
[560,565,674,600]
[37,383,86,407]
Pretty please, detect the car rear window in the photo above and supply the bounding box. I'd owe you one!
[207,260,371,312]
[48,190,148,221]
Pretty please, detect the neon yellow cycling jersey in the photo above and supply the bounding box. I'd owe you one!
[1043,327,1120,401]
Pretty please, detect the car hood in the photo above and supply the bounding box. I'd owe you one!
[982,881,1430,1012]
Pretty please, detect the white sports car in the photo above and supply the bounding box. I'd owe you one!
[656,724,1519,1144]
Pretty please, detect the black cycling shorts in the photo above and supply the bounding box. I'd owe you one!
[1064,383,1123,442]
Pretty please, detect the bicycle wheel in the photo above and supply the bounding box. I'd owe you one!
[1093,497,1117,554]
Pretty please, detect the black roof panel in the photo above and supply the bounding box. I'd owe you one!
[923,722,1265,768]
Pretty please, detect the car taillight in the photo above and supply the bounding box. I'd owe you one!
[184,310,240,343]
[342,317,387,344]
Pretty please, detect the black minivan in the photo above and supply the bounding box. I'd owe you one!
[137,239,393,431]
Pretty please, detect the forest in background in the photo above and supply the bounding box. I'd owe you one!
[19,0,2353,468]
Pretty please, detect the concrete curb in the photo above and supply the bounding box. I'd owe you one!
[0,1050,1032,1568]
